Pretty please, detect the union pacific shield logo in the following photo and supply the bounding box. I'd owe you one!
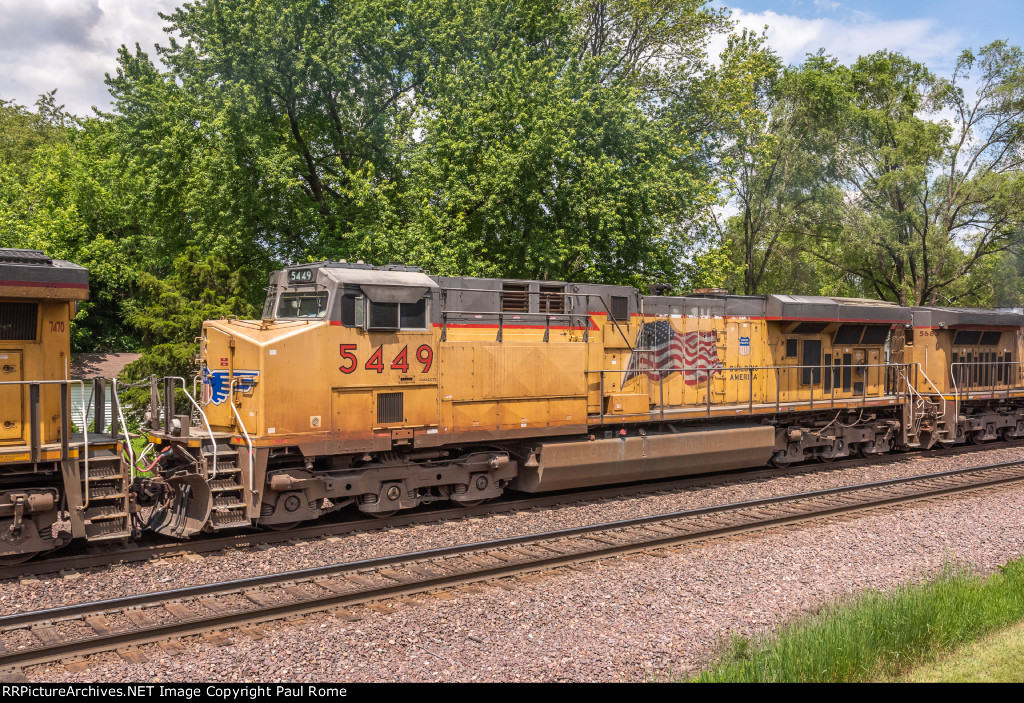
[202,364,260,405]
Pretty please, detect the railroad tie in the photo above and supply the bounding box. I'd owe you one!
[85,615,115,635]
[163,602,196,621]
[29,626,60,646]
[117,648,147,663]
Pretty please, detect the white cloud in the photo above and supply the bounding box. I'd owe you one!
[0,0,178,116]
[716,9,964,68]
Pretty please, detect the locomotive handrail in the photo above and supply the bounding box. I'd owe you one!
[111,378,135,483]
[595,362,906,419]
[168,376,218,480]
[595,361,898,375]
[229,378,256,501]
[439,308,588,344]
[0,379,90,506]
[949,360,1024,429]
[440,309,578,317]
[896,364,945,441]
[911,363,947,418]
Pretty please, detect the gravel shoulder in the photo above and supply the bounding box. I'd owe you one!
[11,445,1024,681]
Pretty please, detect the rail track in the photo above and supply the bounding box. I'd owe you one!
[2,457,1023,677]
[6,439,1021,580]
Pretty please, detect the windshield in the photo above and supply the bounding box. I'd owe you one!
[276,291,329,319]
[261,285,277,319]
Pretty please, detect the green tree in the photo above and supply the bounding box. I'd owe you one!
[822,44,1024,305]
[105,0,745,293]
[716,45,852,295]
[391,0,731,287]
[0,95,145,351]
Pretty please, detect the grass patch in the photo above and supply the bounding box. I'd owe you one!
[899,619,1024,682]
[693,558,1024,682]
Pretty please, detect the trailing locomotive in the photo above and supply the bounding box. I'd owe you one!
[138,260,1024,538]
[0,249,128,562]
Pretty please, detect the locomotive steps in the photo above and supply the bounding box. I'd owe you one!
[2,459,1024,676]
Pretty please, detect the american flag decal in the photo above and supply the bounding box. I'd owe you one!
[623,321,723,386]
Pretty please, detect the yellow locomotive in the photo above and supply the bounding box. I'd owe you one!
[0,249,128,561]
[140,260,1024,537]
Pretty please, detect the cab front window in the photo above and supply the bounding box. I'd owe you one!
[277,291,329,319]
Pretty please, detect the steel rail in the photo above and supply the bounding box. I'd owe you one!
[3,438,1022,581]
[1,459,1023,671]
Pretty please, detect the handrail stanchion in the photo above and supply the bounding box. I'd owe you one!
[749,367,754,415]
[60,382,70,462]
[659,373,665,422]
[28,383,40,464]
[170,376,218,480]
[76,379,89,509]
[775,368,781,413]
[809,365,814,413]
[93,378,106,436]
[706,365,711,418]
[229,379,256,499]
[112,379,135,485]
[831,362,836,408]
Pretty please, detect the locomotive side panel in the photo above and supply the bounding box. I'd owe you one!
[438,342,588,436]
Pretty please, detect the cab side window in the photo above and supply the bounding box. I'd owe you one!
[364,297,429,330]
[400,298,427,329]
[340,293,365,327]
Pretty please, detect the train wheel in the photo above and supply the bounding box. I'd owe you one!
[451,498,485,507]
[0,551,38,565]
[359,509,397,519]
[263,521,301,531]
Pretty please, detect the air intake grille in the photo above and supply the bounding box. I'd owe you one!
[0,249,52,265]
[0,303,37,340]
[377,392,404,424]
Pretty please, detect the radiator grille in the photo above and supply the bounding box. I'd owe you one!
[0,303,37,341]
[501,283,529,312]
[539,284,565,314]
[377,392,404,424]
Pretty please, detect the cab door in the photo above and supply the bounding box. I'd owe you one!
[0,351,23,441]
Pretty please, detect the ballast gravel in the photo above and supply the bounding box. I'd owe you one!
[10,444,1024,681]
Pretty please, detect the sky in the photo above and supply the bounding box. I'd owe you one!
[1,0,1022,117]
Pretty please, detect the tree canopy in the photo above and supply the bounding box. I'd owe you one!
[2,1,1024,379]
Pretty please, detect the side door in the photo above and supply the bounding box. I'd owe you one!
[0,351,23,441]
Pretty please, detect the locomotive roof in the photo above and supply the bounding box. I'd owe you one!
[911,306,1024,328]
[0,248,88,301]
[643,292,912,323]
[272,261,1022,329]
[765,295,912,324]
